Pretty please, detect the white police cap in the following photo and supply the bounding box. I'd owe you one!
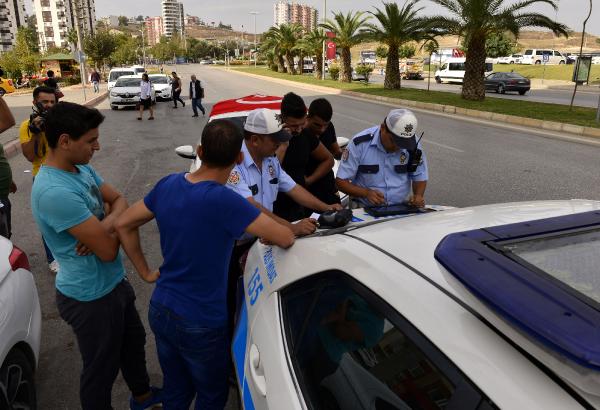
[244,108,292,142]
[385,109,418,139]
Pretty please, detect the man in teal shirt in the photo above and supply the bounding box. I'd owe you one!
[31,102,161,410]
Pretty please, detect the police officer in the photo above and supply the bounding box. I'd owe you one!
[336,108,428,208]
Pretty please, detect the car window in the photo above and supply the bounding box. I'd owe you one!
[440,63,447,71]
[115,78,142,87]
[554,51,562,57]
[535,50,543,55]
[280,271,497,410]
[448,62,465,71]
[524,49,533,55]
[149,76,169,84]
[543,50,552,56]
[487,73,499,79]
[109,71,134,81]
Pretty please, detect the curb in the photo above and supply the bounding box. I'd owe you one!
[227,69,600,140]
[3,91,108,160]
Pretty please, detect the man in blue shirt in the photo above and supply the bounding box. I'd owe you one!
[336,108,428,208]
[115,119,295,409]
[31,102,161,410]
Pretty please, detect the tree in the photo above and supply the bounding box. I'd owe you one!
[118,16,128,27]
[136,15,144,22]
[364,1,432,89]
[0,28,40,78]
[375,45,388,59]
[399,44,416,58]
[261,32,286,72]
[595,38,600,45]
[297,28,327,79]
[110,34,141,65]
[263,24,303,74]
[461,32,517,58]
[423,39,438,91]
[428,0,568,101]
[21,25,39,53]
[321,11,370,82]
[83,30,117,69]
[67,28,79,50]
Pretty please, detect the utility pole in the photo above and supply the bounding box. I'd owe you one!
[570,0,592,111]
[322,0,326,80]
[250,12,258,68]
[140,23,146,68]
[73,0,87,101]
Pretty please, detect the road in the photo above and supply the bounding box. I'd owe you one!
[367,72,600,108]
[5,63,600,408]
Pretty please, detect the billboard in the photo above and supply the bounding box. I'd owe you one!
[572,56,592,83]
[326,31,336,60]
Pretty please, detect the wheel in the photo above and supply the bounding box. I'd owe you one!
[0,89,5,97]
[497,84,506,94]
[110,105,117,110]
[435,76,442,84]
[559,60,565,64]
[518,90,527,95]
[535,60,541,65]
[509,61,514,64]
[0,349,37,410]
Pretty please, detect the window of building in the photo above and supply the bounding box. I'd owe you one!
[280,270,497,410]
[44,27,54,37]
[42,11,52,23]
[40,0,51,6]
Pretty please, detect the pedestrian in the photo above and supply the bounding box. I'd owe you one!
[159,65,164,74]
[137,73,154,121]
[115,119,295,409]
[31,102,163,410]
[273,92,335,222]
[336,108,428,208]
[19,86,59,272]
[43,70,63,101]
[90,69,101,93]
[0,96,17,239]
[189,74,205,117]
[170,71,185,108]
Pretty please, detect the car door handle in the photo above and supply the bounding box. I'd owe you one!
[249,344,267,397]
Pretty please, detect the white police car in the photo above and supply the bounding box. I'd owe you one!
[233,200,600,409]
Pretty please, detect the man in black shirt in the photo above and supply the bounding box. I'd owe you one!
[305,98,342,207]
[273,93,334,222]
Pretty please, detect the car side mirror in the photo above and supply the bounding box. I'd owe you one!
[337,137,349,148]
[175,145,196,160]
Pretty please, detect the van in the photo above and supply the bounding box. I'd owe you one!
[130,65,146,75]
[521,49,566,65]
[434,57,493,84]
[108,68,136,90]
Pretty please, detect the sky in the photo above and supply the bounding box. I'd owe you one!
[89,0,600,35]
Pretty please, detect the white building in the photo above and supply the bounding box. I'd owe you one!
[161,0,184,38]
[0,0,26,52]
[32,0,96,52]
[273,1,317,31]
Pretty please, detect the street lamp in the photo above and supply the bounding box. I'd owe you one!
[139,23,146,68]
[322,0,327,80]
[250,11,259,67]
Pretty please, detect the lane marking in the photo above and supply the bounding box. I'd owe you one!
[423,140,464,153]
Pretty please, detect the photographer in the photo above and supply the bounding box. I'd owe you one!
[0,91,17,238]
[19,86,58,271]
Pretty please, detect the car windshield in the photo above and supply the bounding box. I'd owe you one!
[505,73,525,78]
[115,78,141,87]
[500,228,600,305]
[524,49,533,55]
[110,71,134,81]
[149,76,169,84]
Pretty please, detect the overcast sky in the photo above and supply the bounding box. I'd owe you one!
[91,0,598,35]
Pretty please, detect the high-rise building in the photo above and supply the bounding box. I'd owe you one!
[161,0,184,38]
[273,1,317,31]
[0,0,26,52]
[32,0,96,52]
[145,16,163,46]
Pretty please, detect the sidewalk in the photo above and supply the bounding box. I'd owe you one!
[1,84,107,158]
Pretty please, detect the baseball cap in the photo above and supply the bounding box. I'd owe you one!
[244,108,292,142]
[384,109,418,150]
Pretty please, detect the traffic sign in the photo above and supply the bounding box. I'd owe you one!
[543,53,549,63]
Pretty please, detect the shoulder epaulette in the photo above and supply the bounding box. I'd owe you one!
[353,133,374,145]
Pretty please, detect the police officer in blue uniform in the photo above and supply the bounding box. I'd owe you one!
[336,108,428,208]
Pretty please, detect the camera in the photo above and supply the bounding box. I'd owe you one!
[28,102,48,134]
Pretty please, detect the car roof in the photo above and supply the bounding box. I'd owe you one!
[116,75,142,79]
[110,68,135,72]
[254,200,600,407]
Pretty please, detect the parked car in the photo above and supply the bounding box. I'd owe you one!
[521,49,566,65]
[233,199,600,409]
[107,68,135,90]
[434,57,494,83]
[0,77,16,96]
[148,74,172,101]
[109,75,155,110]
[497,54,523,64]
[199,59,214,65]
[0,239,41,409]
[484,72,531,95]
[130,65,145,75]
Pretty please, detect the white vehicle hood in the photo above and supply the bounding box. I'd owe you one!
[111,86,141,94]
[153,83,170,91]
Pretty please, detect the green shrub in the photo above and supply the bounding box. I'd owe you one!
[270,64,279,72]
[228,60,244,66]
[355,64,374,82]
[329,64,340,81]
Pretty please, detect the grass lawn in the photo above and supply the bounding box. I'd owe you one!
[230,66,600,129]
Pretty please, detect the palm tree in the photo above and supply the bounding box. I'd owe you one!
[364,1,433,90]
[297,29,327,79]
[263,28,286,72]
[423,39,439,91]
[321,11,370,82]
[428,0,568,101]
[267,23,303,75]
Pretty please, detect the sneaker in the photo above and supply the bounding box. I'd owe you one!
[130,386,163,410]
[192,114,198,117]
[49,260,59,274]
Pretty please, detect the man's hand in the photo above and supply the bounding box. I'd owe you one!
[408,195,425,208]
[75,241,93,256]
[327,203,343,211]
[9,181,16,194]
[291,218,318,236]
[365,189,386,205]
[141,268,160,283]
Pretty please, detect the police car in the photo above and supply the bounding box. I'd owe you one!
[233,199,600,409]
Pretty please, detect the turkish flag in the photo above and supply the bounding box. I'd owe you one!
[326,31,336,60]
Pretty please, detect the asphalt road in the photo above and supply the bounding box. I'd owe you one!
[5,63,600,409]
[367,73,600,108]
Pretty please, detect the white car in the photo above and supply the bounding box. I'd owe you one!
[233,199,600,409]
[497,54,523,64]
[109,75,156,110]
[0,239,41,408]
[148,74,172,101]
[107,68,135,90]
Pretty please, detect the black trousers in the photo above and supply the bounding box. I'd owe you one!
[56,279,151,410]
[172,90,185,107]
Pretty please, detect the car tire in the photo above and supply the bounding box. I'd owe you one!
[0,349,37,410]
[559,60,565,64]
[435,76,442,84]
[110,105,117,110]
[519,90,527,95]
[509,61,514,64]
[0,89,5,97]
[497,84,505,94]
[535,60,541,65]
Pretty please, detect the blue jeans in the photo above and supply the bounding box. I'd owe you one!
[92,81,99,93]
[148,301,229,410]
[191,98,205,115]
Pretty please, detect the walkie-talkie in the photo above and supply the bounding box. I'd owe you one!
[407,132,424,173]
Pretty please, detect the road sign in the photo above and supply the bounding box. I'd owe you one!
[543,53,549,63]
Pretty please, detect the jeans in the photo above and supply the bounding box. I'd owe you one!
[92,81,99,93]
[148,301,229,410]
[56,280,151,410]
[191,98,205,115]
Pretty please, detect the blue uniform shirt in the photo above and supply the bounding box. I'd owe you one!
[337,125,428,206]
[226,140,296,211]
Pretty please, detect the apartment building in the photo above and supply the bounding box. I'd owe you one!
[32,0,96,52]
[0,0,26,51]
[145,16,163,46]
[273,1,317,31]
[161,0,184,38]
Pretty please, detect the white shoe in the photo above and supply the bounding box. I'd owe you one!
[49,260,59,274]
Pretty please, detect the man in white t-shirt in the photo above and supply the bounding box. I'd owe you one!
[138,73,154,121]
